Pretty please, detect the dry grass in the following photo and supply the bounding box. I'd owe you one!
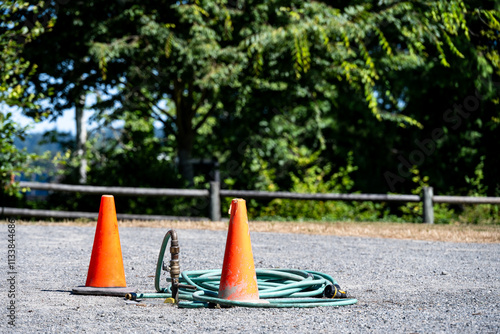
[15,219,500,243]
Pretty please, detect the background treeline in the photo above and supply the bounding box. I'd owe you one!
[1,0,499,223]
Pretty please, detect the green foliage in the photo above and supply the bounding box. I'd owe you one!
[0,1,55,198]
[0,112,57,198]
[41,110,211,217]
[255,152,391,222]
[0,1,51,109]
[397,167,429,221]
[0,112,33,195]
[465,156,487,196]
[5,0,500,223]
[455,204,500,225]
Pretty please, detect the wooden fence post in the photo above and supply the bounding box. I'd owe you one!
[422,186,434,224]
[209,181,221,221]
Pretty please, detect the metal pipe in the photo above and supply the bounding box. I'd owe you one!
[168,230,180,302]
[155,230,183,303]
[125,293,171,300]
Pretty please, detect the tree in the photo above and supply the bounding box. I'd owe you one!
[1,0,51,193]
[209,1,499,195]
[88,1,250,184]
[86,0,493,185]
[18,1,132,184]
[15,0,500,212]
[374,1,500,196]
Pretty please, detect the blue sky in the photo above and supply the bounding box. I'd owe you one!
[3,92,102,135]
[9,108,81,135]
[5,89,166,136]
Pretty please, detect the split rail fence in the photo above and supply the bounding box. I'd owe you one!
[2,181,500,224]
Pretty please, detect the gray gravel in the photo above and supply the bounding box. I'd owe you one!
[0,223,499,333]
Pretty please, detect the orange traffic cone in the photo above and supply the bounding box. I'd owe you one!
[218,198,264,303]
[72,195,135,296]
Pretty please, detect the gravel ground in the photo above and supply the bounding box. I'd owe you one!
[0,223,499,333]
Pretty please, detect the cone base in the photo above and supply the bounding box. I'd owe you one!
[228,299,269,304]
[72,286,137,297]
[214,298,270,308]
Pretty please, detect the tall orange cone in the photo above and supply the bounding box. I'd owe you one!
[218,198,263,302]
[72,195,135,296]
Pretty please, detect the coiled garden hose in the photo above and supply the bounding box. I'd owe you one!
[126,231,358,308]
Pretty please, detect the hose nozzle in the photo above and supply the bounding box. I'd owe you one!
[324,284,348,299]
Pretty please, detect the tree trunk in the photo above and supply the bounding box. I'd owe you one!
[176,119,195,185]
[75,94,87,184]
[178,145,194,185]
[174,82,195,185]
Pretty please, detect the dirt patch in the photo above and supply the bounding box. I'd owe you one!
[14,220,500,243]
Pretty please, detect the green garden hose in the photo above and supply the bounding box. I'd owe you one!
[127,231,358,308]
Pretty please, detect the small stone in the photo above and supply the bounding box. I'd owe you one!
[441,271,449,275]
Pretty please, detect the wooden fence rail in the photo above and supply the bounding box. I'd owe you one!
[2,182,499,224]
[18,181,209,197]
[219,189,421,202]
[1,207,206,221]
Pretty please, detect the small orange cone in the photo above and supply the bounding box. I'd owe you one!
[218,198,262,302]
[72,195,135,296]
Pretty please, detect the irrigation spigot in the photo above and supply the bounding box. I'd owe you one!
[155,230,197,304]
[164,230,181,303]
